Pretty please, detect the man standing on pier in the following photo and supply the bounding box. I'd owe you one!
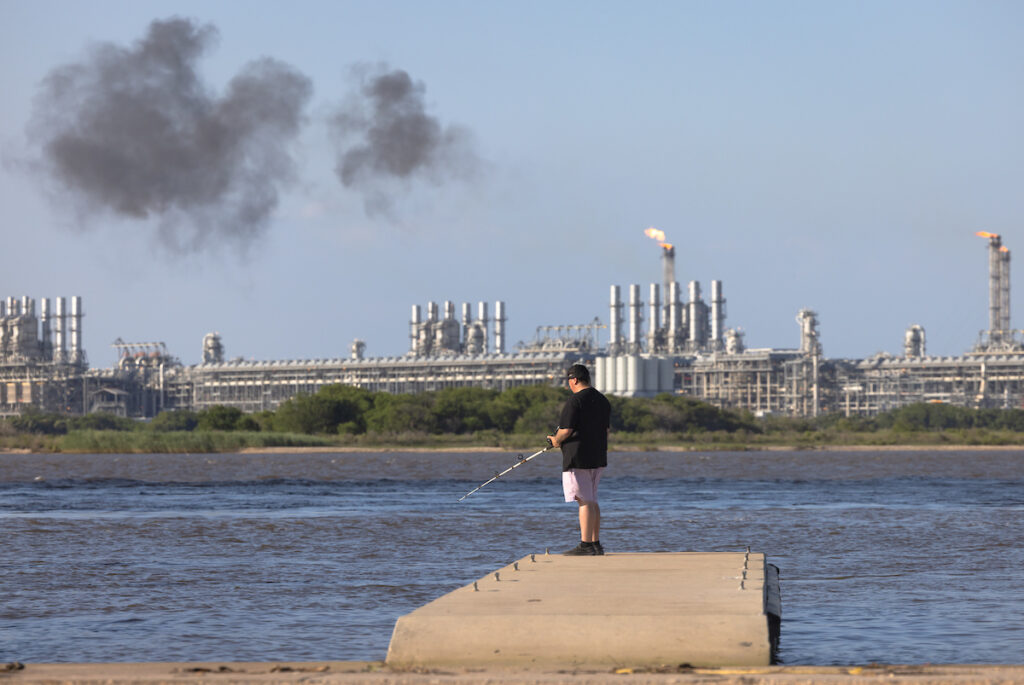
[546,363,611,556]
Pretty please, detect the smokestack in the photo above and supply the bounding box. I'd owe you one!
[410,304,422,354]
[628,284,642,353]
[70,296,83,364]
[609,285,623,355]
[688,281,702,345]
[54,296,67,362]
[662,245,675,328]
[989,236,1002,343]
[626,282,643,352]
[477,301,489,354]
[494,300,506,354]
[710,280,725,345]
[668,281,680,353]
[648,283,660,352]
[461,302,471,350]
[40,298,52,357]
[1000,247,1011,339]
[427,301,438,322]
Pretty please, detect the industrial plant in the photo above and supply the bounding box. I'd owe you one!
[4,231,1024,420]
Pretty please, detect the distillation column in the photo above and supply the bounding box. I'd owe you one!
[687,281,707,350]
[410,305,422,355]
[53,296,67,363]
[710,280,725,349]
[904,324,926,358]
[1000,246,1011,340]
[648,283,660,353]
[69,296,83,364]
[979,232,1004,345]
[668,282,680,354]
[661,245,675,329]
[628,284,643,354]
[39,298,52,359]
[494,301,507,354]
[461,303,472,350]
[478,301,489,354]
[609,285,623,356]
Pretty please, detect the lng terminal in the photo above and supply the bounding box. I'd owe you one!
[3,231,1024,419]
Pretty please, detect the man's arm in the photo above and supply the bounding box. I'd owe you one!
[546,426,574,448]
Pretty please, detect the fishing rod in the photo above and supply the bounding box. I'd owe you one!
[457,439,553,502]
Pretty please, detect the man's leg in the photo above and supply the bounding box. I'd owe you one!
[576,498,600,542]
[563,469,604,555]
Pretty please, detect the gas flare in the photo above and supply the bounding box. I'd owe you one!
[644,227,673,250]
[977,231,1001,239]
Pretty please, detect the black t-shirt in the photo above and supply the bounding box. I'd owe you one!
[558,386,611,471]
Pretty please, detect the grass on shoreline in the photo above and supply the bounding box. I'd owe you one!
[2,427,1024,453]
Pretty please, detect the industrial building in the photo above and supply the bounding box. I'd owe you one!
[0,296,87,413]
[4,232,1024,420]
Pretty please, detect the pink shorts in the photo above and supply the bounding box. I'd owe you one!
[562,467,604,503]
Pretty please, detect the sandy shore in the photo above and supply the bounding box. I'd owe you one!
[4,662,1023,684]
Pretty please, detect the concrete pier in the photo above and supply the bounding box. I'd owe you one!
[387,551,781,669]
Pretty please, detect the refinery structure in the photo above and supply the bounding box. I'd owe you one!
[4,231,1024,420]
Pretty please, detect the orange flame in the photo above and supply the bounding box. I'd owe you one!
[1000,246,1010,253]
[644,227,665,242]
[644,227,673,250]
[976,231,1001,239]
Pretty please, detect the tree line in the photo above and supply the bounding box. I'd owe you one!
[6,384,1024,437]
[5,385,754,437]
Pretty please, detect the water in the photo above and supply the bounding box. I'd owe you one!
[1,449,1022,665]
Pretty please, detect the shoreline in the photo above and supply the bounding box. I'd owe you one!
[4,662,1023,684]
[3,442,1024,455]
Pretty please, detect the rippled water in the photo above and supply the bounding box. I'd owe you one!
[1,449,1021,665]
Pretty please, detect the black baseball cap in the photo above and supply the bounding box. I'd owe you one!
[566,364,590,384]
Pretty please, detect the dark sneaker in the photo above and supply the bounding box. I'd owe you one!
[563,542,595,556]
[592,542,605,555]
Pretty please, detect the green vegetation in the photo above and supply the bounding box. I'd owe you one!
[3,385,1024,453]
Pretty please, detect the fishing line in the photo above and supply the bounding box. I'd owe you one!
[457,440,553,502]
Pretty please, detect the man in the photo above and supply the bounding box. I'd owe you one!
[546,363,611,556]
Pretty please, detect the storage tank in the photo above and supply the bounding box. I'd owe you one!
[659,358,675,393]
[594,356,609,393]
[643,355,659,395]
[626,355,640,397]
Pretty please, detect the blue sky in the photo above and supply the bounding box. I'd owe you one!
[2,1,1022,367]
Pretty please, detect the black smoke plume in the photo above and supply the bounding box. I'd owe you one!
[330,66,479,216]
[25,17,312,252]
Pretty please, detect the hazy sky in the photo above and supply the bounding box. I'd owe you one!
[3,1,1022,367]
